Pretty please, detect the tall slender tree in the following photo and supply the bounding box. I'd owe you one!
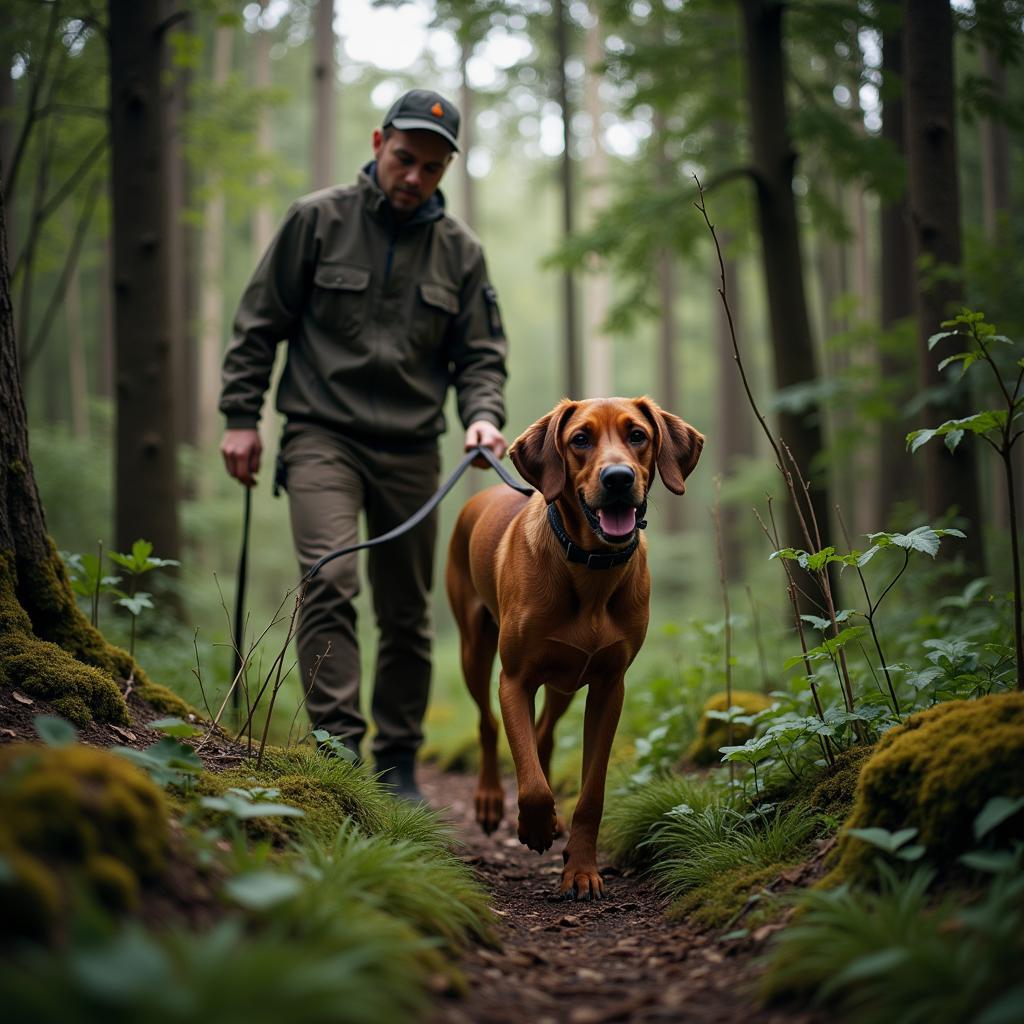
[739,0,833,553]
[108,0,181,560]
[311,0,337,190]
[902,0,984,570]
[876,8,916,526]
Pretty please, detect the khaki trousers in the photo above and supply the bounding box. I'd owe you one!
[281,426,440,756]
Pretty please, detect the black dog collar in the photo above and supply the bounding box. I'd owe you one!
[546,502,643,570]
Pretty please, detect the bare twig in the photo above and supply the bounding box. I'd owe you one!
[711,478,735,785]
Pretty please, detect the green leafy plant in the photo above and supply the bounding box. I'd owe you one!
[908,310,1024,691]
[112,738,203,791]
[61,539,179,656]
[763,799,1024,1022]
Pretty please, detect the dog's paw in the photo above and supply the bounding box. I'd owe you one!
[516,790,557,853]
[558,863,605,901]
[474,784,505,835]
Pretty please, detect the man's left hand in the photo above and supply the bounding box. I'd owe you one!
[465,419,507,467]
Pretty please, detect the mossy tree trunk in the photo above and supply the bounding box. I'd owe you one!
[0,183,187,728]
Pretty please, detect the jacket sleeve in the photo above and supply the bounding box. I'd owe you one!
[219,202,318,430]
[448,246,508,431]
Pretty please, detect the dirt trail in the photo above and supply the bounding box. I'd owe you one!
[421,768,816,1024]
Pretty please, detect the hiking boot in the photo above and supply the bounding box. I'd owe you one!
[375,748,425,805]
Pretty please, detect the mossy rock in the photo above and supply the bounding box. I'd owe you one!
[0,743,169,940]
[687,690,774,766]
[828,693,1024,884]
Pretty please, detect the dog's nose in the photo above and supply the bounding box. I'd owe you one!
[600,465,635,493]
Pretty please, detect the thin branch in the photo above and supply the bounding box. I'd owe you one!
[4,0,63,200]
[24,173,102,367]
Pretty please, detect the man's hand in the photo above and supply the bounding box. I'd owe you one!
[220,428,262,487]
[464,419,507,467]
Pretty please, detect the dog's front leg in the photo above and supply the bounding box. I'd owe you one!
[560,677,625,899]
[499,671,558,853]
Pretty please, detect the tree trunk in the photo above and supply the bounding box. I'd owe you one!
[877,12,917,526]
[163,2,193,451]
[980,46,1012,240]
[65,207,89,439]
[109,0,181,561]
[739,0,832,554]
[555,0,580,399]
[253,1,275,256]
[311,0,336,190]
[458,41,477,230]
[97,222,114,401]
[196,27,233,455]
[902,0,984,571]
[0,183,187,728]
[0,36,16,256]
[583,8,612,399]
[715,242,756,579]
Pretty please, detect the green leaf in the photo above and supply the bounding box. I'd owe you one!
[117,592,154,616]
[113,738,203,787]
[973,796,1024,841]
[960,850,1016,874]
[829,948,909,988]
[200,792,305,820]
[224,871,303,911]
[944,429,965,452]
[149,716,202,738]
[937,351,978,376]
[33,714,77,747]
[927,329,960,350]
[846,826,920,853]
[894,844,926,861]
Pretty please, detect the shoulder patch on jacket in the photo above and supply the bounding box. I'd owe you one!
[483,285,504,338]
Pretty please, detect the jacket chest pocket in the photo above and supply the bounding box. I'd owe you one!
[413,282,460,351]
[310,262,371,339]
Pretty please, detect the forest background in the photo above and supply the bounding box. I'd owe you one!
[3,0,1022,763]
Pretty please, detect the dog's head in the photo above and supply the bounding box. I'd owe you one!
[509,397,704,543]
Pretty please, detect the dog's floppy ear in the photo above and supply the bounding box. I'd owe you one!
[634,396,704,495]
[509,399,579,503]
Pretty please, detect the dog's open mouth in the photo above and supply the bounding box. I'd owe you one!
[579,492,639,542]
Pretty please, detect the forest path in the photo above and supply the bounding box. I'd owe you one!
[420,767,816,1024]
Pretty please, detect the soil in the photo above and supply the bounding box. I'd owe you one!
[420,767,818,1024]
[1,683,818,1023]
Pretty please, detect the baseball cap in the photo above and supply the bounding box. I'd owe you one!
[382,89,460,152]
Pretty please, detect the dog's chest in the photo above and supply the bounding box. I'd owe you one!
[534,624,635,693]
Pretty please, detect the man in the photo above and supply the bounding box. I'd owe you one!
[219,89,508,801]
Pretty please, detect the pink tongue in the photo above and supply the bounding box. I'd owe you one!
[598,506,637,537]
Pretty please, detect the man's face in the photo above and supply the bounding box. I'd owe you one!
[372,127,454,218]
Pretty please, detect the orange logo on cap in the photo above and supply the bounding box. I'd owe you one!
[431,102,444,117]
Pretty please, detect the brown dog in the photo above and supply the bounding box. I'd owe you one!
[446,397,703,898]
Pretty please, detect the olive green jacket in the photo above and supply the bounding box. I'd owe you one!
[219,167,507,445]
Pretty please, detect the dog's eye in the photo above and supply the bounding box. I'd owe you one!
[570,432,591,449]
[628,429,647,445]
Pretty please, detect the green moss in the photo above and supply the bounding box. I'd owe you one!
[84,854,140,912]
[0,547,198,724]
[0,847,61,942]
[196,746,390,845]
[827,693,1024,885]
[0,743,169,940]
[687,690,774,766]
[807,745,874,820]
[668,863,782,931]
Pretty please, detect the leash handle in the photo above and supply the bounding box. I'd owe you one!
[303,445,532,583]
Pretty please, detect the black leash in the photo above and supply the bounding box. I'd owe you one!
[303,445,532,582]
[230,446,532,693]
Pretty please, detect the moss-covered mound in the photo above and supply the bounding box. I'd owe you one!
[828,693,1024,884]
[0,743,169,940]
[194,746,391,845]
[687,689,774,766]
[0,547,195,724]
